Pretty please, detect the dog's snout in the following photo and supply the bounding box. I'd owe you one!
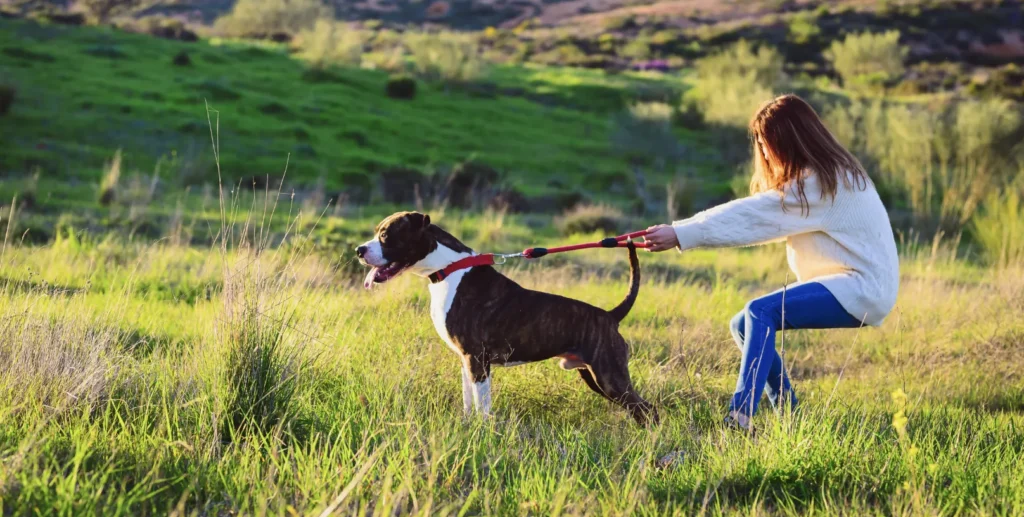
[356,245,368,258]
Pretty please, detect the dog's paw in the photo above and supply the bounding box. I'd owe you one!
[656,450,686,469]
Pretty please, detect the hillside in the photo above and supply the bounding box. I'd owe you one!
[0,18,724,213]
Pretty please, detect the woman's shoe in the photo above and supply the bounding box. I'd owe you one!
[723,411,753,433]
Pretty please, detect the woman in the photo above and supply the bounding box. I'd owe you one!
[644,95,899,430]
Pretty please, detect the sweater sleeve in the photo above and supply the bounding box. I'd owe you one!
[672,176,832,251]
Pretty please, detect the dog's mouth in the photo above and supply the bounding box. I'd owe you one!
[363,261,409,289]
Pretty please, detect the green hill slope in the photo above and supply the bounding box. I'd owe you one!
[0,19,699,206]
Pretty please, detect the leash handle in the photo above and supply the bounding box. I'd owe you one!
[522,229,651,259]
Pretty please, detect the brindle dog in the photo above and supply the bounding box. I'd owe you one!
[357,211,658,426]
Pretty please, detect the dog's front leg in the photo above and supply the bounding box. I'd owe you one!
[460,363,474,416]
[465,355,492,417]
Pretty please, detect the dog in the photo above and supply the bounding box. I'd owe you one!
[357,211,659,426]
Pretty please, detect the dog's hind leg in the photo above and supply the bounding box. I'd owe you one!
[578,368,612,402]
[587,349,659,426]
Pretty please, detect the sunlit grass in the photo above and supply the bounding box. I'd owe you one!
[1,207,1022,514]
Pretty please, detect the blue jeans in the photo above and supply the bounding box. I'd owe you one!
[729,282,863,417]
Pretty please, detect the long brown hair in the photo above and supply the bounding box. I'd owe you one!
[749,94,868,214]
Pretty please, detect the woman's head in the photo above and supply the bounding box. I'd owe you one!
[749,94,868,212]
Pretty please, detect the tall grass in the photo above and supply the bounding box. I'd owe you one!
[826,97,1023,230]
[98,148,122,206]
[972,188,1024,268]
[0,293,127,414]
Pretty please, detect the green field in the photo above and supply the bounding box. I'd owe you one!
[0,19,706,201]
[2,6,1024,516]
[1,203,1023,515]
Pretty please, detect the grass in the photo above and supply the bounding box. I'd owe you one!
[1,195,1023,514]
[0,18,700,200]
[3,10,1024,515]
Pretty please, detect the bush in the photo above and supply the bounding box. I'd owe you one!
[0,84,14,116]
[787,11,821,44]
[78,0,140,22]
[620,39,651,60]
[556,204,626,236]
[825,31,907,89]
[444,161,500,208]
[408,32,484,84]
[825,97,1023,231]
[295,19,364,69]
[685,40,783,128]
[972,188,1024,268]
[385,75,417,99]
[134,17,199,42]
[612,102,684,167]
[214,0,331,38]
[172,50,191,66]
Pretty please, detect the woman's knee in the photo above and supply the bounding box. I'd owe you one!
[745,297,781,329]
[729,311,745,347]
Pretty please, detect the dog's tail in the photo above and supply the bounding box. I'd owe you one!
[608,241,640,323]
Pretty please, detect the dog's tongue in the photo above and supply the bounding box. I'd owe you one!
[363,267,379,290]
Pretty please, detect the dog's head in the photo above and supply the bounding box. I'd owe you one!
[356,211,472,289]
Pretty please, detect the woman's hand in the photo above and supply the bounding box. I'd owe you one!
[643,224,679,252]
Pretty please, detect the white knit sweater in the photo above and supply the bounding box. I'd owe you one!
[672,173,899,326]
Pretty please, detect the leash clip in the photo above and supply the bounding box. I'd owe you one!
[492,252,524,265]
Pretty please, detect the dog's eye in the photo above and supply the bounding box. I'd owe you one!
[380,231,388,241]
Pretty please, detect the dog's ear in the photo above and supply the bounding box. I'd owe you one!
[422,214,431,228]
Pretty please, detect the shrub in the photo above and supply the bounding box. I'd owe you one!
[362,47,408,74]
[408,32,484,84]
[338,172,372,201]
[825,97,1023,231]
[788,11,821,44]
[295,19,364,69]
[172,50,191,66]
[134,16,199,42]
[380,167,427,204]
[443,161,500,209]
[972,188,1024,268]
[78,0,140,22]
[214,0,331,38]
[825,31,907,89]
[44,11,86,25]
[0,84,14,116]
[556,204,626,236]
[385,75,416,99]
[532,43,590,67]
[612,102,685,167]
[685,40,783,128]
[620,39,651,60]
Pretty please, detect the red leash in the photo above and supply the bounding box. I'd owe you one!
[522,229,651,258]
[428,230,650,283]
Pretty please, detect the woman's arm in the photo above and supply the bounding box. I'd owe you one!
[646,176,832,252]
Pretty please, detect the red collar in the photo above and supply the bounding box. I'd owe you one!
[428,254,494,283]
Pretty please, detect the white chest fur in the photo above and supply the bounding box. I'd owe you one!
[428,268,467,356]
